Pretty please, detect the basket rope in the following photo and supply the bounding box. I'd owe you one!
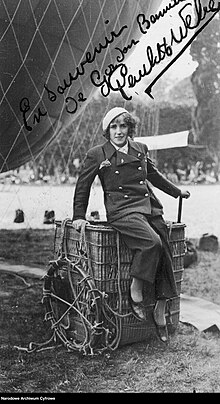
[15,219,133,355]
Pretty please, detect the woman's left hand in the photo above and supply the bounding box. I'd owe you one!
[180,190,190,199]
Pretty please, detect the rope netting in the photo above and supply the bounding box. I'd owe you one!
[13,217,185,355]
[0,0,161,227]
[1,0,210,230]
[15,219,133,355]
[0,0,161,168]
[0,0,163,230]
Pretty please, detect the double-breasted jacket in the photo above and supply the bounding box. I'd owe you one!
[73,139,181,222]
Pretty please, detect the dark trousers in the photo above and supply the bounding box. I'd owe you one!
[110,213,178,300]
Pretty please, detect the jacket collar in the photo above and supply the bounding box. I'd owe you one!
[102,139,145,166]
[128,139,145,158]
[102,141,117,161]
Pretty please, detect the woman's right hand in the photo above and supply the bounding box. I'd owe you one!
[72,219,88,232]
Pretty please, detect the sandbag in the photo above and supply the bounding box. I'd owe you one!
[14,209,24,223]
[198,233,219,252]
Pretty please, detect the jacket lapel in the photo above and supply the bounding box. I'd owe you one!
[102,141,116,161]
[102,139,146,166]
[128,139,145,160]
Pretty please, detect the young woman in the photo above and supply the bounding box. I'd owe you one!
[72,107,190,342]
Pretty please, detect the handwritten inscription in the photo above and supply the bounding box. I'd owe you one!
[20,98,47,132]
[91,0,220,100]
[137,0,187,34]
[91,63,132,101]
[115,38,140,63]
[20,20,128,131]
[20,0,220,131]
[144,0,220,97]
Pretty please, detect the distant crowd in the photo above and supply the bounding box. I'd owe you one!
[161,161,219,185]
[0,160,81,186]
[0,159,219,186]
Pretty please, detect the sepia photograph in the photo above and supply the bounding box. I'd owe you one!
[0,0,220,396]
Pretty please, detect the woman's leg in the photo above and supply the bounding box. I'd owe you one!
[110,213,163,286]
[110,213,163,320]
[130,277,144,302]
[153,299,167,326]
[147,215,178,341]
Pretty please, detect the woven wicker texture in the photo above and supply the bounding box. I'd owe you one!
[53,220,185,348]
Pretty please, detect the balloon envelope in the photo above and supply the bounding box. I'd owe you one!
[0,0,163,172]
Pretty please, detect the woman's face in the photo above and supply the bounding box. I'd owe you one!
[109,114,129,147]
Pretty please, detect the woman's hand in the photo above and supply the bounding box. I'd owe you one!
[180,190,190,199]
[72,219,89,232]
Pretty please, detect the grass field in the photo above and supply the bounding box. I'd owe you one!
[0,228,220,394]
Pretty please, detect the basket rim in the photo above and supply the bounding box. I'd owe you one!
[55,219,186,231]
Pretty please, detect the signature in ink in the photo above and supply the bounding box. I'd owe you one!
[19,98,47,132]
[137,0,187,35]
[19,0,220,131]
[90,63,132,100]
[144,0,220,98]
[20,21,128,131]
[44,84,87,114]
[91,0,220,101]
[90,37,140,100]
[115,38,140,63]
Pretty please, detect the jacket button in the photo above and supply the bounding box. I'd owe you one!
[119,186,123,190]
[138,152,141,157]
[115,170,119,174]
[139,180,144,185]
[138,166,142,170]
[124,195,129,198]
[121,159,124,163]
[145,193,149,197]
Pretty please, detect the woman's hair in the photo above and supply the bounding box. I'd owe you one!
[103,112,137,140]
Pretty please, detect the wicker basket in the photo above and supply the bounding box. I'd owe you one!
[52,219,185,350]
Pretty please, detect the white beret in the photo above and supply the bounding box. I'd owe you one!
[102,107,130,131]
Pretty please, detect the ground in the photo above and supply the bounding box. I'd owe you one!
[0,228,220,394]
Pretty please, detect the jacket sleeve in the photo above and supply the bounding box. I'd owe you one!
[72,149,100,220]
[146,156,181,199]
